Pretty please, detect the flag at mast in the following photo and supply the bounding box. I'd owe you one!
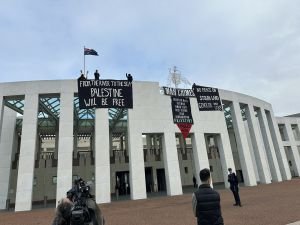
[83,46,98,78]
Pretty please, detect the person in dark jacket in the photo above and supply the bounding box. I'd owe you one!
[228,168,242,206]
[126,73,133,82]
[193,175,197,188]
[53,178,105,225]
[192,168,224,225]
[94,70,100,80]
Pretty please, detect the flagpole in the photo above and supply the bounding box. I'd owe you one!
[83,46,86,77]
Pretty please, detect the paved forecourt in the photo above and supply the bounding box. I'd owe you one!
[0,178,300,225]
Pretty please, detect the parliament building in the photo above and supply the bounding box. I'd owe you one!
[0,79,299,211]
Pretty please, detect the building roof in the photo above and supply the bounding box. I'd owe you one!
[285,113,300,118]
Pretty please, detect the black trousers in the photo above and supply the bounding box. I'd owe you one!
[230,186,241,204]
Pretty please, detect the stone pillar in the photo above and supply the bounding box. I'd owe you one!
[285,124,300,177]
[95,108,111,203]
[73,130,78,158]
[245,105,271,184]
[56,92,74,202]
[161,131,182,196]
[0,95,4,142]
[216,132,236,188]
[191,132,210,186]
[120,134,124,151]
[179,134,186,160]
[0,107,17,209]
[127,111,146,200]
[90,132,93,152]
[90,131,95,163]
[266,110,291,180]
[54,131,59,159]
[230,102,257,186]
[146,134,152,160]
[257,108,282,182]
[15,94,39,211]
[35,131,41,163]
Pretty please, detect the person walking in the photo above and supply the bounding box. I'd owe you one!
[193,175,197,188]
[192,168,224,225]
[228,168,242,207]
[115,176,120,200]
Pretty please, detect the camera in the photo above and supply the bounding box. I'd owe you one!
[67,178,94,225]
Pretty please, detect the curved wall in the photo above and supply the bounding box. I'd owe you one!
[0,80,297,211]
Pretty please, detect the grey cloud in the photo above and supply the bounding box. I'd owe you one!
[0,0,300,115]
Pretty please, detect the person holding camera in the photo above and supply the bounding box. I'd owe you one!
[52,178,105,225]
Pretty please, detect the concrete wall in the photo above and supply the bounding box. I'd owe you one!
[0,80,297,211]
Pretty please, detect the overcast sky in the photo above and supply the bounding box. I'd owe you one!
[1,1,299,116]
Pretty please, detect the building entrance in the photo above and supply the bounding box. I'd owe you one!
[145,167,153,192]
[156,169,166,191]
[116,171,130,195]
[205,134,224,184]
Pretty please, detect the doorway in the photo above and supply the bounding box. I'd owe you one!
[156,168,166,191]
[115,171,130,195]
[145,167,153,193]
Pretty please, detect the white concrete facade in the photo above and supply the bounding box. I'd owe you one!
[276,117,300,177]
[0,107,17,209]
[0,80,298,211]
[56,92,74,205]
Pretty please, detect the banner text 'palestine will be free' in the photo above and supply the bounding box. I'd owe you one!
[77,79,133,109]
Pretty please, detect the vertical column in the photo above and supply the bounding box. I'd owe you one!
[73,130,78,158]
[216,132,236,188]
[120,134,124,151]
[230,101,257,186]
[257,108,282,182]
[176,135,181,162]
[146,135,152,160]
[298,121,300,173]
[0,95,4,141]
[179,134,185,156]
[90,132,94,152]
[15,94,39,211]
[56,92,74,202]
[35,131,41,162]
[54,131,59,159]
[127,111,146,199]
[0,107,17,209]
[245,105,271,184]
[161,131,182,195]
[95,108,110,203]
[266,110,291,180]
[109,131,113,158]
[285,124,300,176]
[191,132,210,186]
